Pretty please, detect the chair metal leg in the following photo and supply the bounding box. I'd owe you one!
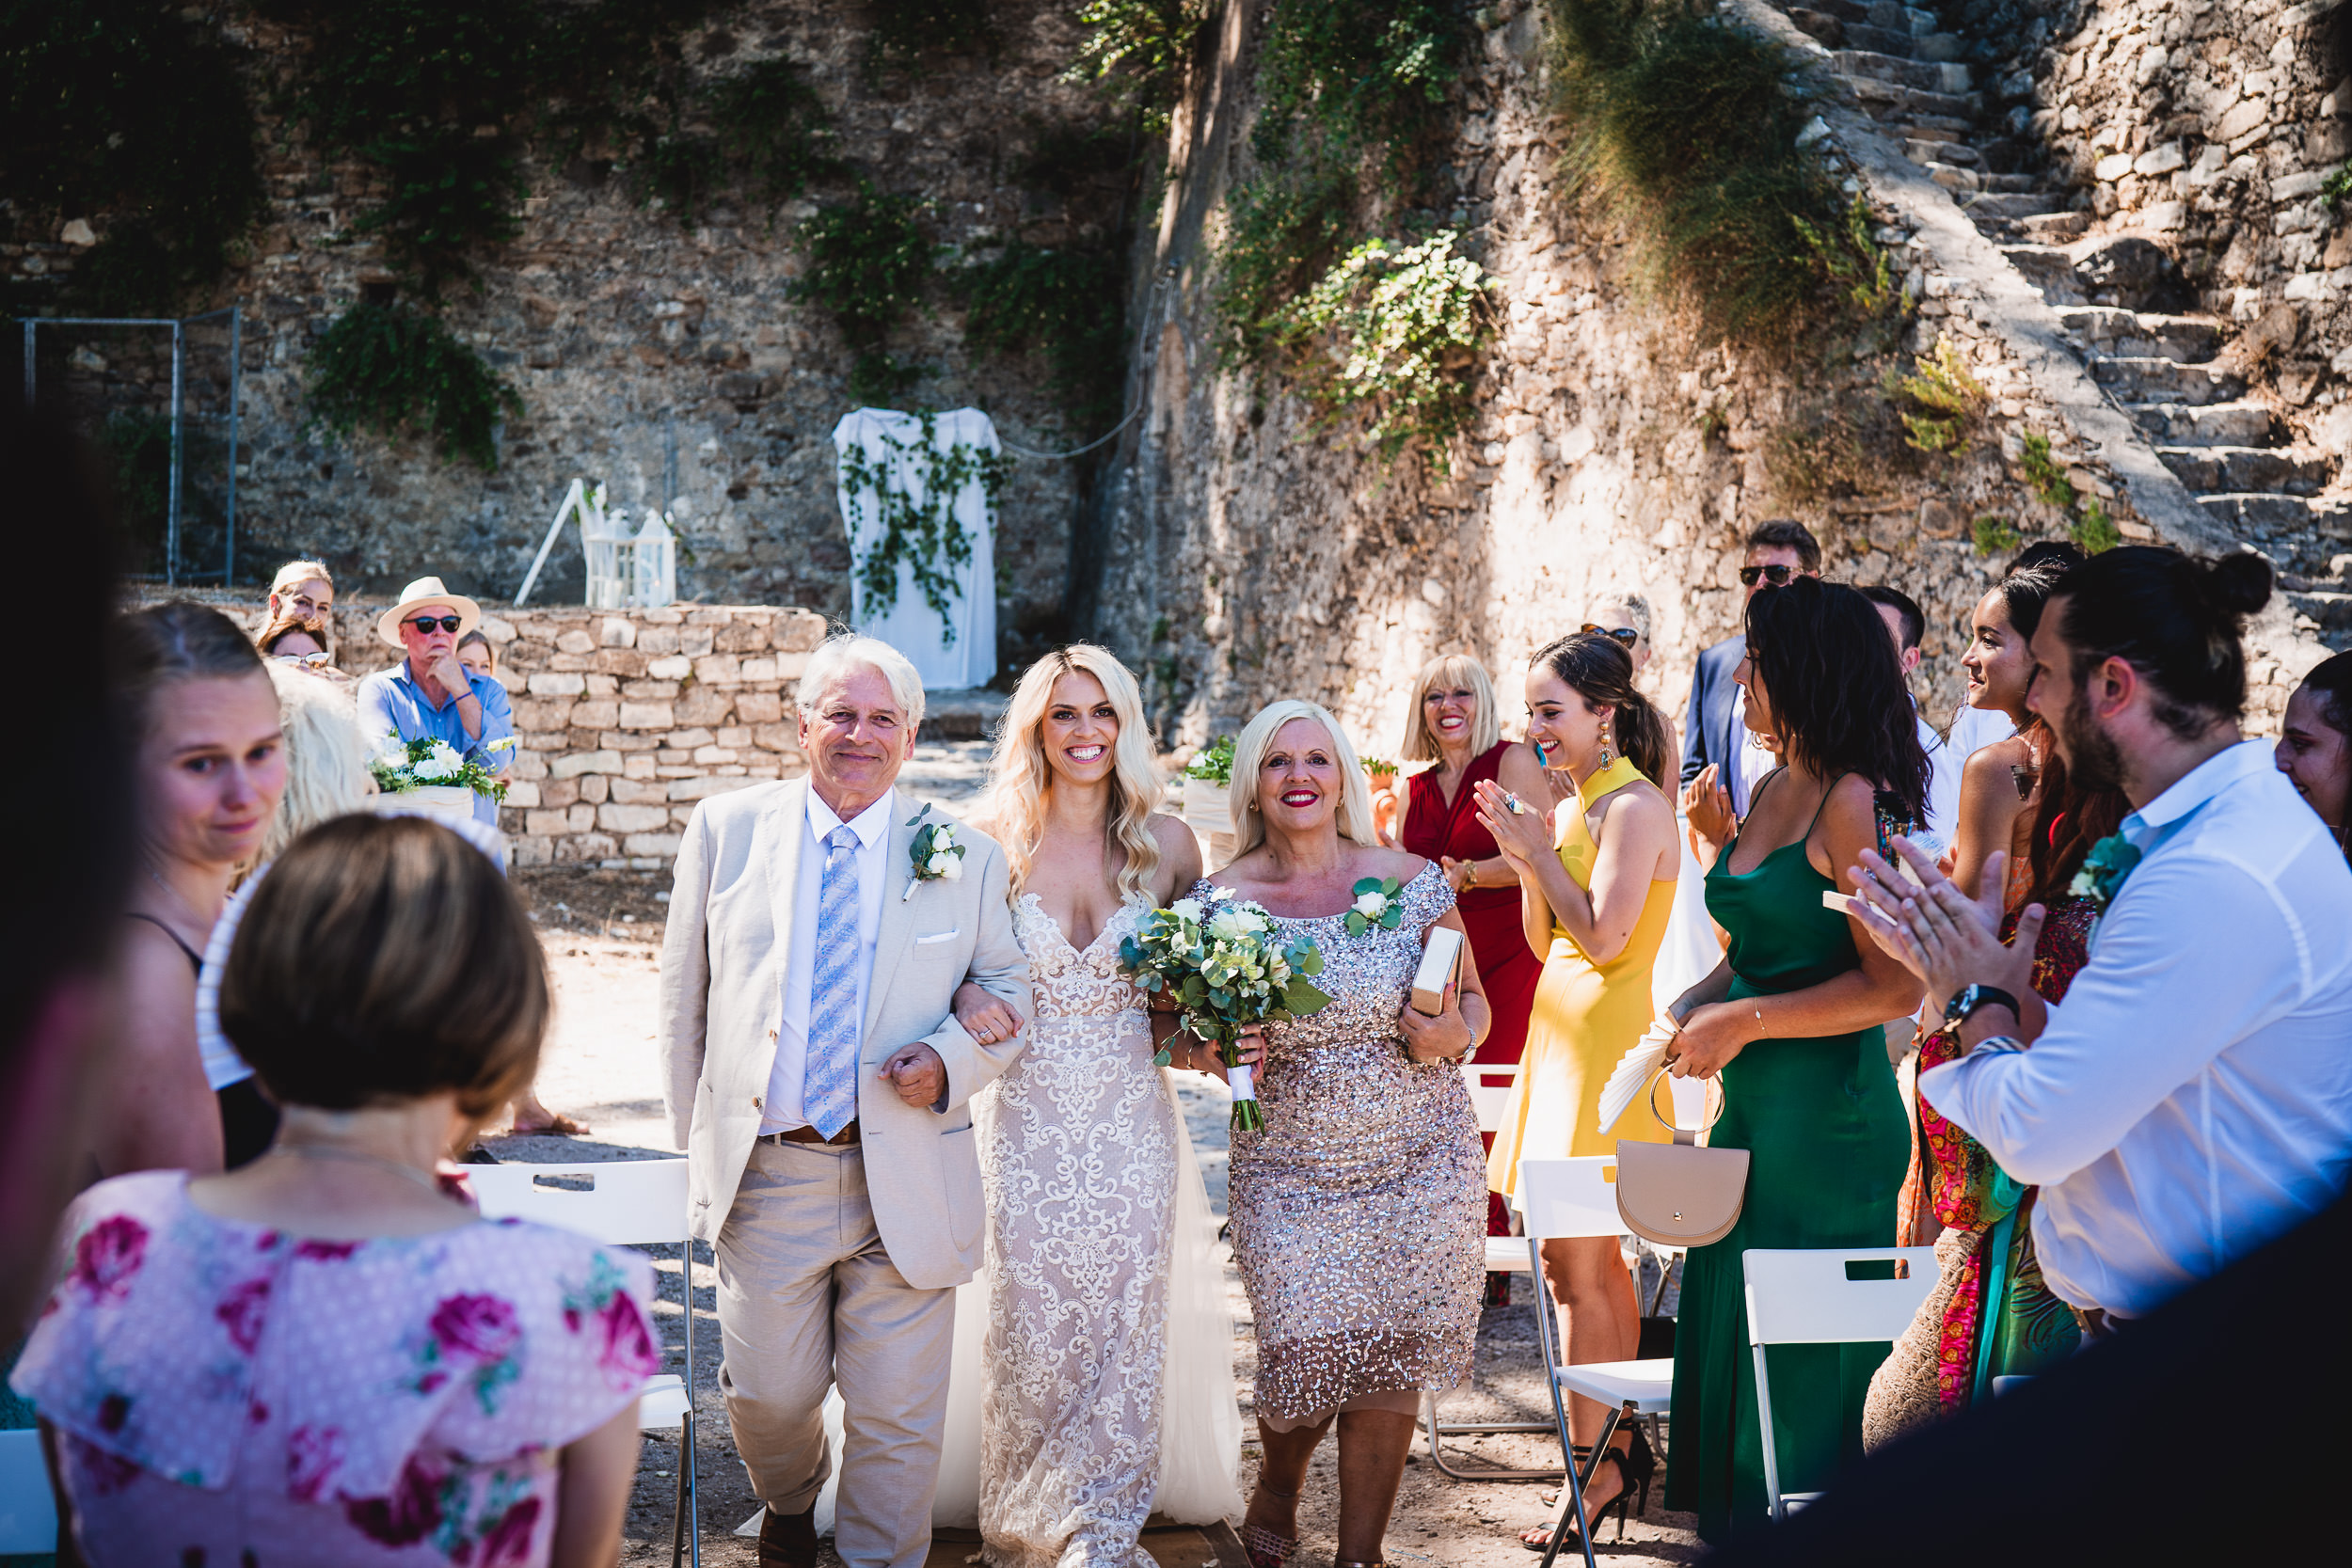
[1417,1389,1565,1481]
[1752,1342,1784,1524]
[674,1236,702,1568]
[1531,1237,1597,1568]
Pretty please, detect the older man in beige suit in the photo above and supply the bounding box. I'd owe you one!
[660,633,1029,1568]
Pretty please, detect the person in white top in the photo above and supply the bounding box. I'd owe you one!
[1861,586,1960,850]
[1848,546,2352,1324]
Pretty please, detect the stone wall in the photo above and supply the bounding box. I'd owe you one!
[19,0,1130,667]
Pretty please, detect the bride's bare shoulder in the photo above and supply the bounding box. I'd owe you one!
[1147,814,1203,895]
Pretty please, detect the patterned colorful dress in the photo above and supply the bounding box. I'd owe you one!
[9,1171,660,1567]
[1214,863,1487,1428]
[1861,896,2095,1447]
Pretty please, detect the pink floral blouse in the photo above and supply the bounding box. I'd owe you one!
[9,1171,662,1567]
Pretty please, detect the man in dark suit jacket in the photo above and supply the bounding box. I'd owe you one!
[1681,520,1820,832]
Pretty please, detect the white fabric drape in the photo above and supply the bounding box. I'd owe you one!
[830,406,999,689]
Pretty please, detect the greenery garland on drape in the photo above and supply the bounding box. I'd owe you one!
[837,412,1010,643]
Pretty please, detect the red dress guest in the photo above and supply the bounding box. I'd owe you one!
[1394,657,1549,1289]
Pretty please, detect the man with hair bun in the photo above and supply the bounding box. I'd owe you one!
[1851,546,2352,1333]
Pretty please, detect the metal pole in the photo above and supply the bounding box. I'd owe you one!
[224,308,240,586]
[20,321,32,407]
[663,409,677,514]
[167,322,184,588]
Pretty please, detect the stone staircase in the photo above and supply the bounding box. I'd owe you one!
[1782,0,2352,642]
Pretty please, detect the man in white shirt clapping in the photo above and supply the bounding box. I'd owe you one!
[1849,546,2352,1329]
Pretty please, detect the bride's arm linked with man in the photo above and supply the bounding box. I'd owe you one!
[659,633,1031,1568]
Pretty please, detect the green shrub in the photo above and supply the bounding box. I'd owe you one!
[1971,515,2023,558]
[1065,0,1209,130]
[794,186,939,401]
[1545,0,1884,349]
[2071,496,2122,553]
[305,303,523,470]
[0,0,263,310]
[1270,230,1496,469]
[1890,336,1988,453]
[956,242,1128,427]
[2018,430,2077,511]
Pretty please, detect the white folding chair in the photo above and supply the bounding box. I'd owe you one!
[466,1158,701,1568]
[1416,1063,1552,1481]
[0,1428,57,1554]
[1741,1245,1941,1522]
[1518,1156,1677,1568]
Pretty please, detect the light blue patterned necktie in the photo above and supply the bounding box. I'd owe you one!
[803,824,862,1138]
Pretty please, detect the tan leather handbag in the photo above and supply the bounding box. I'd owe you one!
[1613,1070,1749,1248]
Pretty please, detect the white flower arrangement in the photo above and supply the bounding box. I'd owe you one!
[903,805,966,899]
[369,736,510,801]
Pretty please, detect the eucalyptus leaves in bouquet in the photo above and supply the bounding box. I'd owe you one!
[1120,885,1330,1132]
[369,736,513,801]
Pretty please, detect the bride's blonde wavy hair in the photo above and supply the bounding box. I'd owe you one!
[985,644,1164,902]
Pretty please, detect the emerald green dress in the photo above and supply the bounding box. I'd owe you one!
[1663,775,1909,1543]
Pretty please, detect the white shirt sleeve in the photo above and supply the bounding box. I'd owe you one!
[1920,848,2310,1185]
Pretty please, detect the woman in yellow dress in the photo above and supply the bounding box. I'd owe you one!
[1474,630,1681,1547]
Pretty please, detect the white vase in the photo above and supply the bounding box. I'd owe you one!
[373,784,481,827]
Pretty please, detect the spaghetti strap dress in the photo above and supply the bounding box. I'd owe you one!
[1486,752,1676,1192]
[1662,772,1909,1544]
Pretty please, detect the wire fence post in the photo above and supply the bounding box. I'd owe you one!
[167,322,185,587]
[224,307,241,586]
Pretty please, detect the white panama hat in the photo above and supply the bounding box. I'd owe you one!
[375,576,485,649]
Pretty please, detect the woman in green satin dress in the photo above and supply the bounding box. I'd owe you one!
[1659,578,1929,1544]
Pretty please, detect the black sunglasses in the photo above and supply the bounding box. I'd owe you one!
[1581,624,1640,648]
[405,614,463,634]
[1739,564,1799,588]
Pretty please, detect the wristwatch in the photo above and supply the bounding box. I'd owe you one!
[1943,982,2019,1031]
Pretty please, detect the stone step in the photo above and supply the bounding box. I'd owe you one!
[1915,32,1969,63]
[1844,22,1917,55]
[2090,356,2246,404]
[1926,162,1983,194]
[1804,0,1876,24]
[1905,139,1978,166]
[2003,245,2088,303]
[2018,210,2091,243]
[1968,191,2069,218]
[2154,445,2330,494]
[1788,8,1849,48]
[1870,2,1937,36]
[2198,493,2352,540]
[1834,50,1971,95]
[2058,308,2222,363]
[1890,114,1976,138]
[2130,402,2277,446]
[2285,589,2352,633]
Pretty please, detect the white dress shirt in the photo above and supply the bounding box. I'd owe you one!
[1729,687,1775,817]
[1921,741,2352,1318]
[762,785,897,1134]
[1915,708,1960,854]
[1945,702,2016,763]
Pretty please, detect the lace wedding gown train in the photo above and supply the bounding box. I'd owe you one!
[931,893,1242,1563]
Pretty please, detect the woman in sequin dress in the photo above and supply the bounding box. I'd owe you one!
[946,646,1243,1567]
[1202,700,1491,1568]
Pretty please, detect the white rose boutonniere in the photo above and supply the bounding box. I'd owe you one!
[903,805,966,900]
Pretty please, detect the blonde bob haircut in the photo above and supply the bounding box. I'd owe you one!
[986,645,1163,901]
[1230,699,1382,855]
[259,664,370,866]
[1400,652,1502,763]
[798,632,926,730]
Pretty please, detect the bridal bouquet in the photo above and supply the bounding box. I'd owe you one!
[370,736,514,802]
[1120,886,1331,1132]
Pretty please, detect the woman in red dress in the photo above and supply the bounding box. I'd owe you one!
[1395,654,1551,1297]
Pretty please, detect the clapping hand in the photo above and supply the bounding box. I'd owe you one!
[1471,779,1549,867]
[879,1042,947,1108]
[1682,766,1736,849]
[951,981,1025,1048]
[1397,983,1473,1064]
[1847,836,2039,1022]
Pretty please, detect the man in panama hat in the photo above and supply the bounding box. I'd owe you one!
[356,576,516,826]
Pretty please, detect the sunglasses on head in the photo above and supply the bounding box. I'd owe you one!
[405,615,463,634]
[1581,624,1639,648]
[1739,564,1799,588]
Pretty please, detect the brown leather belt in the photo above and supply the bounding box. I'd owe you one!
[767,1120,859,1147]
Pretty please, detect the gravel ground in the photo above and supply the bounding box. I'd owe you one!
[491,743,1708,1566]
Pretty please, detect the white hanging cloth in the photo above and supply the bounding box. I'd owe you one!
[831,406,1000,689]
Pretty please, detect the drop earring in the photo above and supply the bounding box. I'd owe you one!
[1598,718,1616,771]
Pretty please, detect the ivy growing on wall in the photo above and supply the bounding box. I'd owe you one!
[305,303,523,471]
[837,411,1010,639]
[0,0,263,312]
[864,0,999,79]
[793,185,940,404]
[1064,0,1210,132]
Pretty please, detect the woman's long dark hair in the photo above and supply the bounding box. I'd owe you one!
[2300,650,2352,864]
[1533,630,1671,786]
[1744,578,1931,825]
[2024,736,2129,912]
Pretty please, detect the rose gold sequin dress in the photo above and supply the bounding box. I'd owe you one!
[1204,863,1486,1427]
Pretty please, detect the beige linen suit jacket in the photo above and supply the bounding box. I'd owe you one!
[659,778,1030,1289]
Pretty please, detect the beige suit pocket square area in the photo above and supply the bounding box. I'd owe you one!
[913,929,961,945]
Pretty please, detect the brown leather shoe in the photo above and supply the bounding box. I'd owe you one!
[757,1505,818,1568]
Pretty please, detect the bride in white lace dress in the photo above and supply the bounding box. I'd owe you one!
[943,645,1246,1566]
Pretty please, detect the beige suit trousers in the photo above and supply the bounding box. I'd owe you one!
[715,1137,954,1568]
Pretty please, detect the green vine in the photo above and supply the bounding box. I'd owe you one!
[795,184,939,404]
[0,1,263,312]
[1270,230,1496,470]
[1065,0,1210,133]
[955,242,1128,428]
[2016,430,2121,553]
[865,0,998,79]
[1972,515,2024,558]
[838,412,1011,639]
[1888,336,1988,454]
[305,303,523,470]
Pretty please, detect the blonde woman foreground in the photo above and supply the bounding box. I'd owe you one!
[939,646,1244,1566]
[1211,701,1489,1568]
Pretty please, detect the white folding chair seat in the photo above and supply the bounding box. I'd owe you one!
[1741,1245,1940,1522]
[1465,1063,1534,1276]
[0,1428,57,1554]
[467,1158,702,1568]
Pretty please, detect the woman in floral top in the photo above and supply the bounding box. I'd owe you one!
[11,815,661,1566]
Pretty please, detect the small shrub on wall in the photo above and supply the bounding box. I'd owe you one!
[305,303,523,471]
